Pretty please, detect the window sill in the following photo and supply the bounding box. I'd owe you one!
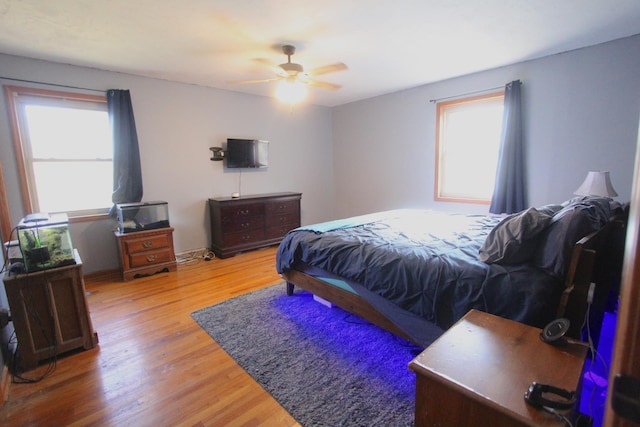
[68,212,112,223]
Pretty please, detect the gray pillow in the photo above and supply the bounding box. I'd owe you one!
[532,200,611,278]
[537,204,564,216]
[479,207,553,264]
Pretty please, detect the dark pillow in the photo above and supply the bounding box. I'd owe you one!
[537,204,563,216]
[532,200,611,278]
[479,207,553,264]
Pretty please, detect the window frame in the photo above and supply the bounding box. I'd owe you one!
[434,91,505,205]
[4,85,111,222]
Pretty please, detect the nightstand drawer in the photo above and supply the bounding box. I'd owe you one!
[124,234,170,254]
[114,228,177,281]
[129,248,173,268]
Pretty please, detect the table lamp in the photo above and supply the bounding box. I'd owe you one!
[574,171,618,197]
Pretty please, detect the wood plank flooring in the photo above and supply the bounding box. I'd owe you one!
[0,246,301,426]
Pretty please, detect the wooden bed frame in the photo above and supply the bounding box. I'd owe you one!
[282,212,627,345]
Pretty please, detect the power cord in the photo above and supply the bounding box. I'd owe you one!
[176,249,215,265]
[579,283,611,427]
[543,406,574,427]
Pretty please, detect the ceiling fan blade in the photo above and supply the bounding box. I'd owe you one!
[308,62,348,76]
[252,57,278,68]
[307,79,342,91]
[252,58,288,76]
[227,77,280,85]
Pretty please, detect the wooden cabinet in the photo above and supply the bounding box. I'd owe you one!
[3,250,98,371]
[208,192,302,258]
[114,227,177,281]
[409,310,587,427]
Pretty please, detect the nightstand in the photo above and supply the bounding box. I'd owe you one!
[114,227,177,281]
[409,309,587,426]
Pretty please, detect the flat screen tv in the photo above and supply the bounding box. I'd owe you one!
[226,138,269,169]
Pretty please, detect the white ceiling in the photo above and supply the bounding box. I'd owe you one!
[1,0,639,107]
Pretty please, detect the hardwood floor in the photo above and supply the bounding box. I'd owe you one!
[0,246,300,426]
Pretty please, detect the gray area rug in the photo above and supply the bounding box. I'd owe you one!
[191,283,427,427]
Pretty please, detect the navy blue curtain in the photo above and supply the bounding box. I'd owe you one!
[489,80,525,214]
[107,89,143,213]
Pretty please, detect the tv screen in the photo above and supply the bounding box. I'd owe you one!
[226,139,269,169]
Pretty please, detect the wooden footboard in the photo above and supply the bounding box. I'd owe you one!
[281,269,417,344]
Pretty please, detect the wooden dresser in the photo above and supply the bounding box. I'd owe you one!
[208,192,302,258]
[114,227,177,281]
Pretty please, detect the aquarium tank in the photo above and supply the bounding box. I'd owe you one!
[116,201,170,233]
[17,213,75,272]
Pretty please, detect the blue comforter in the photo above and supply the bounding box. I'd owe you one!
[276,209,563,333]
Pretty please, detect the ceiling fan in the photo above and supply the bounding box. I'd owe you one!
[229,44,348,91]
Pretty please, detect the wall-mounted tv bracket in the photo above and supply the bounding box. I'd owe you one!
[210,147,224,161]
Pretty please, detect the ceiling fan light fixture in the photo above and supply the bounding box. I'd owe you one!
[275,79,307,104]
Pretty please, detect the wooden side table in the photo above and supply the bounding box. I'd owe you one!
[3,250,98,371]
[114,227,177,281]
[409,310,587,427]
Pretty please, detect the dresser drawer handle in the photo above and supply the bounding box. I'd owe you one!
[240,222,250,229]
[238,209,250,216]
[242,235,251,241]
[147,255,157,262]
[143,241,153,248]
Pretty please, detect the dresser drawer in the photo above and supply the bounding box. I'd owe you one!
[129,248,173,268]
[220,203,265,219]
[265,212,300,228]
[265,199,299,215]
[221,215,264,232]
[223,229,266,247]
[124,233,170,254]
[266,225,297,240]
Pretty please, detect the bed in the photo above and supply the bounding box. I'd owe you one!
[276,196,626,347]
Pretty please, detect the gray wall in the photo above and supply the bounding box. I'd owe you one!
[332,35,640,218]
[0,55,336,273]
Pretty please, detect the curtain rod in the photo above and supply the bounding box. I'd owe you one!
[0,76,104,93]
[429,84,509,103]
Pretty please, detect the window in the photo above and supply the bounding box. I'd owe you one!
[5,86,112,218]
[435,92,504,204]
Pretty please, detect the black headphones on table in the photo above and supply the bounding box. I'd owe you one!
[524,318,578,410]
[524,381,577,410]
[540,318,571,345]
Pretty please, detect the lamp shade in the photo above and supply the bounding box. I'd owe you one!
[574,171,618,197]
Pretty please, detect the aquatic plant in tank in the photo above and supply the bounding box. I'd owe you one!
[17,214,75,272]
